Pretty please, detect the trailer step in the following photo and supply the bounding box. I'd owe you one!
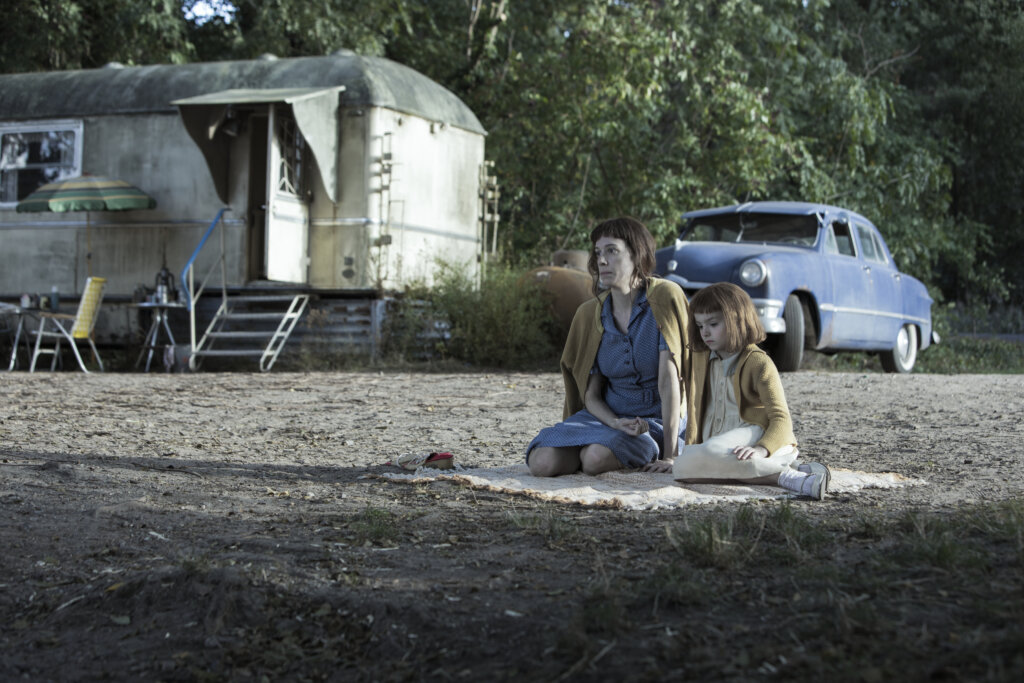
[192,349,265,357]
[189,293,310,371]
[207,330,276,339]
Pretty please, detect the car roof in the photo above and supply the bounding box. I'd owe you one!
[682,201,874,226]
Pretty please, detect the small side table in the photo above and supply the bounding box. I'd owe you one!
[134,301,186,372]
[1,303,40,371]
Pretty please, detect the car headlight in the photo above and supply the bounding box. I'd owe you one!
[738,259,767,287]
[666,259,678,273]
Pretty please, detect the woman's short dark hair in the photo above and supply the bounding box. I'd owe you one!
[688,282,767,351]
[587,217,657,295]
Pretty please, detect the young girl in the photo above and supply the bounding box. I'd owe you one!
[662,282,828,499]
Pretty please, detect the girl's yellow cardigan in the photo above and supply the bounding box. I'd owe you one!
[687,344,797,454]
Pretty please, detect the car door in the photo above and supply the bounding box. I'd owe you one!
[823,219,875,346]
[853,221,902,345]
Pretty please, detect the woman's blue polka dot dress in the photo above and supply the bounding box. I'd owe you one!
[526,288,686,467]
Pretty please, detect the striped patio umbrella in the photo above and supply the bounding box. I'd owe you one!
[16,174,157,276]
[16,174,156,212]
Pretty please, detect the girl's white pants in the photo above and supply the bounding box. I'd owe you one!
[672,425,798,480]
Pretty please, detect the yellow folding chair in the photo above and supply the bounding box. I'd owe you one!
[30,277,107,373]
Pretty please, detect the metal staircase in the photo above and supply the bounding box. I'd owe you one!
[192,292,310,371]
[180,209,310,372]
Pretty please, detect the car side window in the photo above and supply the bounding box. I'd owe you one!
[830,221,856,257]
[824,226,838,254]
[870,231,889,266]
[856,223,885,263]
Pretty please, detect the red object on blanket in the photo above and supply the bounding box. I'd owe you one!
[387,452,455,470]
[426,452,454,468]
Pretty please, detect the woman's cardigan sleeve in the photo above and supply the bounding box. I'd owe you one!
[559,297,603,420]
[646,279,693,437]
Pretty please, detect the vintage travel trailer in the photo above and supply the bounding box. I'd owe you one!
[0,52,498,368]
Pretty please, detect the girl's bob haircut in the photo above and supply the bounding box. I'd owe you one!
[587,216,657,295]
[688,282,767,352]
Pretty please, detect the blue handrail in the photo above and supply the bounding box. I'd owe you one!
[180,207,230,311]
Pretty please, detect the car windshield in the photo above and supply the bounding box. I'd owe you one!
[680,212,819,247]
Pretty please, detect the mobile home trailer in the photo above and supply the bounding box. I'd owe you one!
[0,52,497,367]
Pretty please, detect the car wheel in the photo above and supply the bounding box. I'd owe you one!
[771,294,804,372]
[880,323,918,373]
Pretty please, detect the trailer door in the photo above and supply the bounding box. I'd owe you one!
[173,86,343,284]
[264,104,309,283]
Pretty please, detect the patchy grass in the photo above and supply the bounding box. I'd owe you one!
[544,499,1024,680]
[518,499,1024,679]
[800,335,1024,374]
[915,335,1024,374]
[803,302,1024,374]
[664,503,830,569]
[504,509,580,545]
[347,506,401,546]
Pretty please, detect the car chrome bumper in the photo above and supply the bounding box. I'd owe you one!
[753,298,785,333]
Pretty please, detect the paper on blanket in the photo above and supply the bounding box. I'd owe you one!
[379,464,926,511]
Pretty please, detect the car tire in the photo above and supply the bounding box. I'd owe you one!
[880,323,918,373]
[771,294,804,372]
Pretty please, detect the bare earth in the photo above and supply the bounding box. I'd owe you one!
[1,370,1022,680]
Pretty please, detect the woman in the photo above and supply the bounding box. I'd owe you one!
[526,217,692,476]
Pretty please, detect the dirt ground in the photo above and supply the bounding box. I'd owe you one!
[1,370,1022,681]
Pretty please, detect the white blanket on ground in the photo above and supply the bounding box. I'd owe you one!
[378,464,925,510]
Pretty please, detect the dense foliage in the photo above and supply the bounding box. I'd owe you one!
[3,0,1022,304]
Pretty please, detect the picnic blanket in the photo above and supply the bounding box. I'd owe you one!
[378,463,925,510]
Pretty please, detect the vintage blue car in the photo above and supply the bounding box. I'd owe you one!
[655,201,936,372]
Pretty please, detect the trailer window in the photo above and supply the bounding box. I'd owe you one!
[275,106,305,196]
[0,120,83,206]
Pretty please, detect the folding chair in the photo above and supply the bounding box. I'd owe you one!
[30,277,107,373]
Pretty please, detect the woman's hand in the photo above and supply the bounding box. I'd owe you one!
[732,445,768,460]
[642,459,674,473]
[614,416,649,436]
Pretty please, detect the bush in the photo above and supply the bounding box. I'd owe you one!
[430,261,560,369]
[378,282,444,364]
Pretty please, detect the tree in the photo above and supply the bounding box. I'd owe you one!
[898,0,1024,302]
[750,0,959,292]
[0,0,195,73]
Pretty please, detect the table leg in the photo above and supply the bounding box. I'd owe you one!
[135,316,161,372]
[7,315,32,371]
[6,317,20,371]
[160,311,176,347]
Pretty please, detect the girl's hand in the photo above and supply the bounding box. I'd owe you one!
[733,445,768,460]
[614,416,649,436]
[642,459,673,473]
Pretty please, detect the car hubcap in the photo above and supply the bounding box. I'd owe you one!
[896,327,910,361]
